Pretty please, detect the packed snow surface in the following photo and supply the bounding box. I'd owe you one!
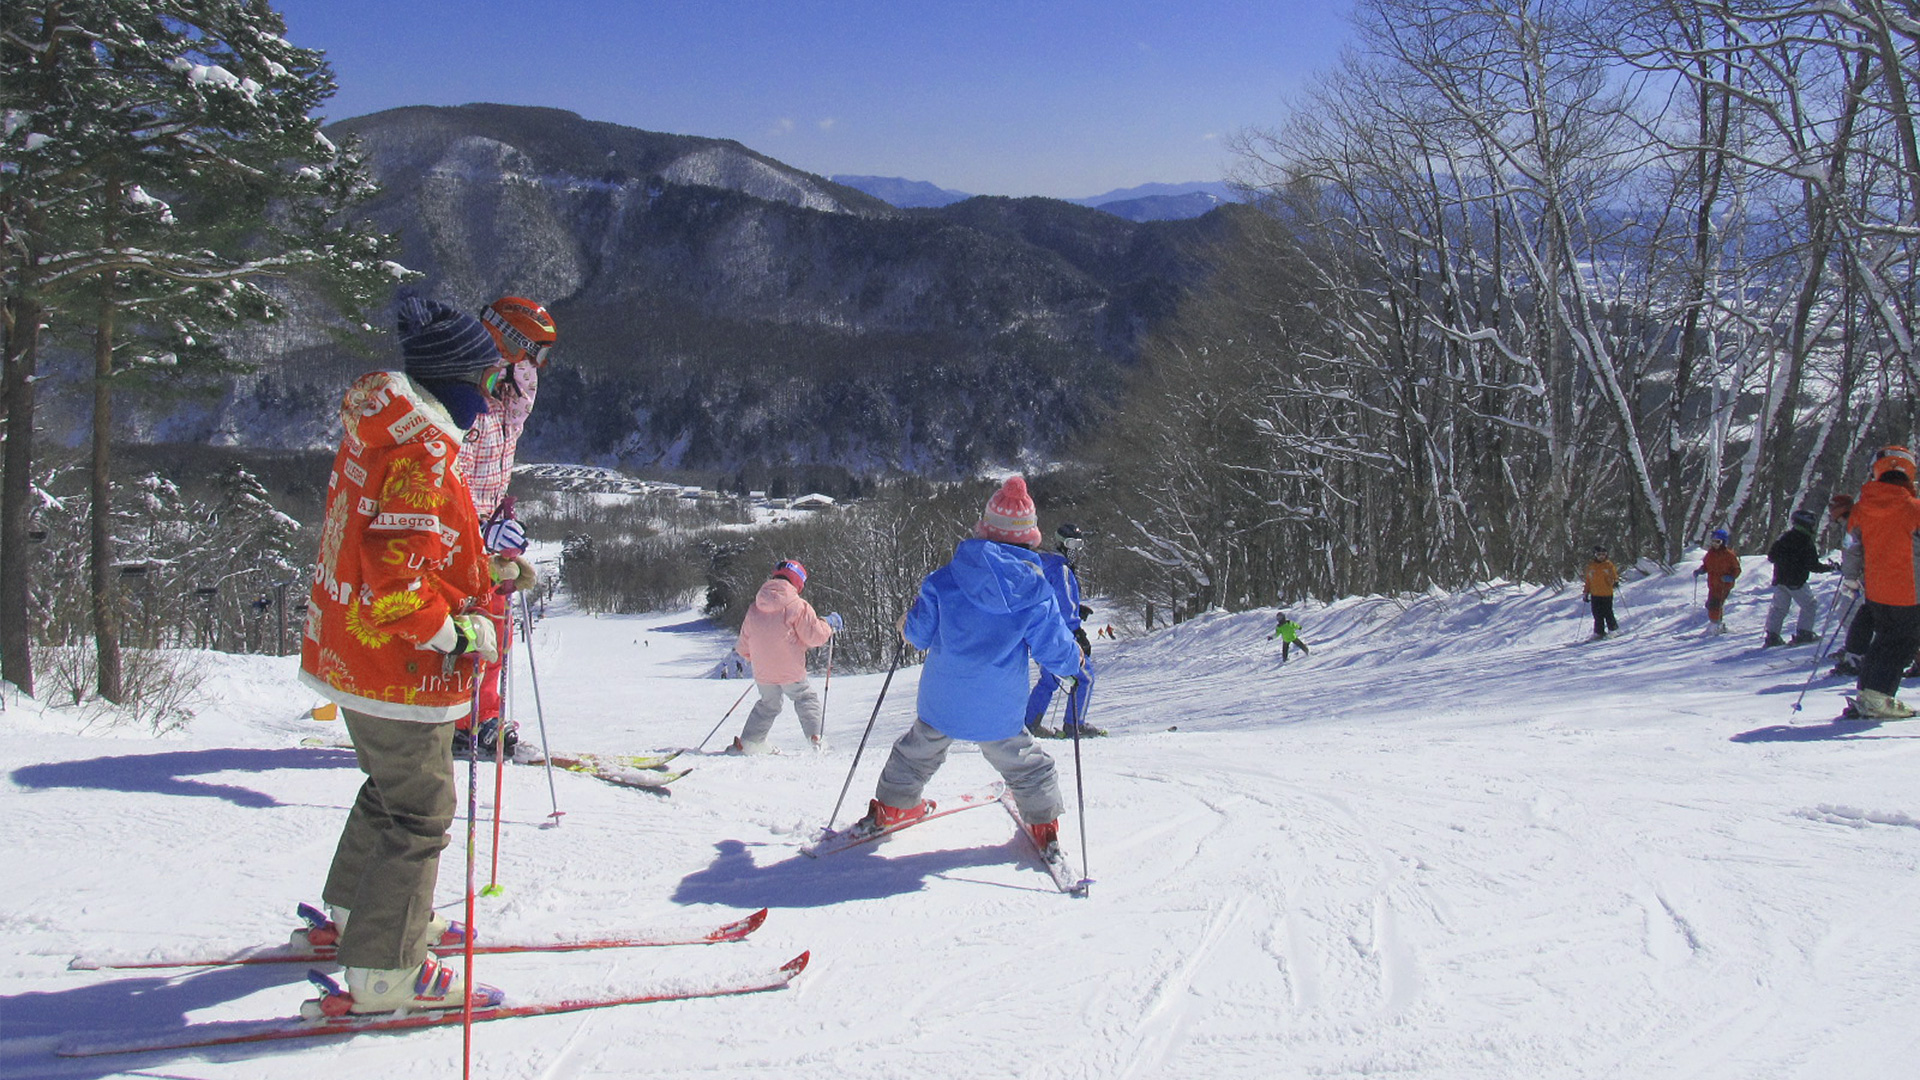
[4,552,1917,1078]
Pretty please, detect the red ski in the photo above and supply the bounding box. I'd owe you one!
[802,783,1005,858]
[55,952,809,1057]
[69,907,768,971]
[1000,792,1091,896]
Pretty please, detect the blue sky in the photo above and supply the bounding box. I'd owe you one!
[273,0,1354,199]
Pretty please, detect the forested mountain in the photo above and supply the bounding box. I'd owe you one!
[93,103,1238,479]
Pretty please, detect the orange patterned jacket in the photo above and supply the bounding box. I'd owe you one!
[299,372,491,722]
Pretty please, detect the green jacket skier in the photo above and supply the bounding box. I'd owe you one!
[1272,613,1309,662]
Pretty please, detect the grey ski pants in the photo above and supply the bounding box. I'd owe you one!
[876,718,1063,824]
[1765,584,1820,637]
[737,679,824,746]
[322,709,456,970]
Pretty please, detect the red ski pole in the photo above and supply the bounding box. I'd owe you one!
[460,653,485,1079]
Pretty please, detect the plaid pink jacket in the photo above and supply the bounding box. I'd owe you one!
[457,365,538,521]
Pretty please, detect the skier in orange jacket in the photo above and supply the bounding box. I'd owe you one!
[1839,445,1920,718]
[1693,529,1740,634]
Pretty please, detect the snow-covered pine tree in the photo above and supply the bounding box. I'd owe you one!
[207,464,301,653]
[1,1,402,699]
[113,472,200,649]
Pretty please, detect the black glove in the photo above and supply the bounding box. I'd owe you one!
[1074,627,1092,656]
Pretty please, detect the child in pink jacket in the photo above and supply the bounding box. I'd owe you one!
[731,560,841,753]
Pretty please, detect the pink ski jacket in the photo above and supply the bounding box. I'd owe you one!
[735,577,833,685]
[456,364,537,520]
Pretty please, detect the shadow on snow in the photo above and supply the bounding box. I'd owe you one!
[1729,718,1920,742]
[0,964,311,1079]
[9,747,354,808]
[673,836,1039,908]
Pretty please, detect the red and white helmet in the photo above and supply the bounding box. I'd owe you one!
[771,560,808,590]
[481,296,557,367]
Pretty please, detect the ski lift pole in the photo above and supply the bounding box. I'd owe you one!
[516,590,563,825]
[825,639,905,834]
[1792,586,1858,714]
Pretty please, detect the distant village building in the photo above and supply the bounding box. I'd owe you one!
[788,493,836,511]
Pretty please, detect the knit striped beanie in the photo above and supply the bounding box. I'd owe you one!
[975,475,1042,547]
[397,296,499,380]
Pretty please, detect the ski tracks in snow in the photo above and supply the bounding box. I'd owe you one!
[1104,894,1242,1080]
[1034,753,1447,1079]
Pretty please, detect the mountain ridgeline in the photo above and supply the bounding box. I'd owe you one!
[208,104,1243,479]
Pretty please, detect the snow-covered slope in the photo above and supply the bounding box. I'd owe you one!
[4,553,1915,1079]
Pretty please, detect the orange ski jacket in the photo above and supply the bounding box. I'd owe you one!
[299,373,492,722]
[1582,559,1619,597]
[1699,547,1741,594]
[1841,479,1920,606]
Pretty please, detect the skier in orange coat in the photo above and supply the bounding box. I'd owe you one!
[1693,528,1740,634]
[1839,445,1920,718]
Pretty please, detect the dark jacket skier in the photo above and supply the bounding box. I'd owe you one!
[1764,509,1833,646]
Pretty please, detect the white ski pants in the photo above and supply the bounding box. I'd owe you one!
[738,679,824,746]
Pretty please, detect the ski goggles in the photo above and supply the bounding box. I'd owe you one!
[461,365,508,396]
[482,306,554,368]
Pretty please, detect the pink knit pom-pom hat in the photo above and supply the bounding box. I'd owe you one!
[975,475,1042,547]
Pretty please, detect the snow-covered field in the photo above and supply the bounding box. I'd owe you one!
[5,552,1917,1079]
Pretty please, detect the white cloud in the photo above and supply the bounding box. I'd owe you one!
[817,118,837,132]
[769,117,795,136]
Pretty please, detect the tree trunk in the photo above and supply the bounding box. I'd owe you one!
[91,272,123,703]
[1,292,40,695]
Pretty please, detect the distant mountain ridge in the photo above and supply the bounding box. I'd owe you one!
[835,176,1241,221]
[830,174,973,209]
[1090,192,1228,222]
[85,104,1245,480]
[1075,180,1240,206]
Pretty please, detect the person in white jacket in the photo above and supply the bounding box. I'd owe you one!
[731,560,841,753]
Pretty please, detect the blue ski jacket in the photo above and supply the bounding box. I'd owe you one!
[905,539,1084,741]
[1035,550,1083,632]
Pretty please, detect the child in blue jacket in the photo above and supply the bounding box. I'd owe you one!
[862,475,1087,849]
[1023,522,1099,736]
